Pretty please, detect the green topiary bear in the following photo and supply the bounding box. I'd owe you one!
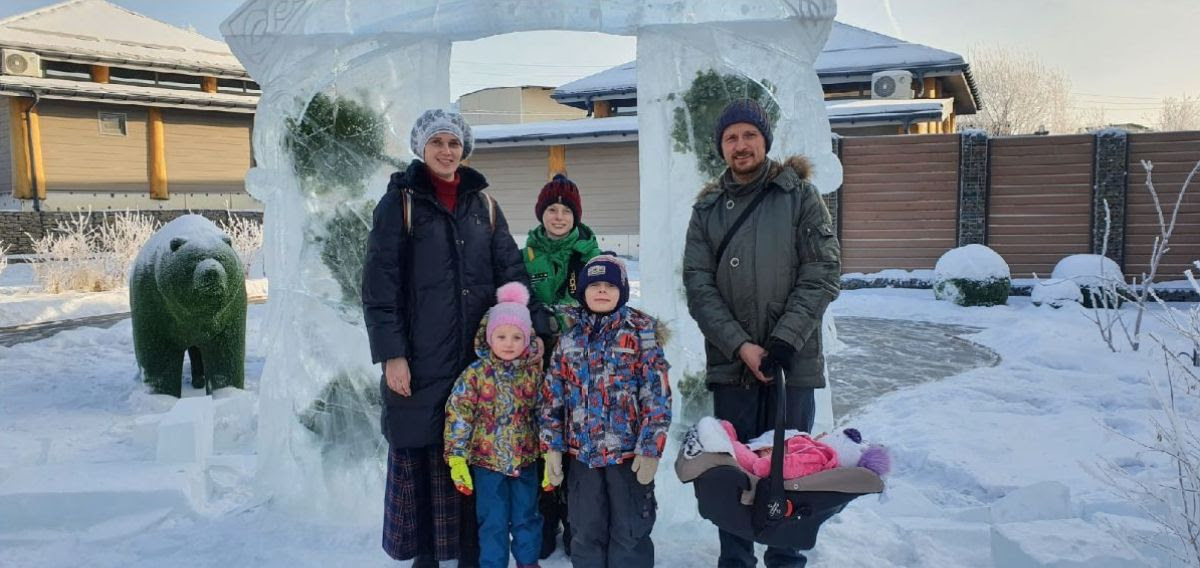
[130,215,247,397]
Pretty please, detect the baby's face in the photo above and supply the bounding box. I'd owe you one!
[754,447,773,458]
[490,325,526,361]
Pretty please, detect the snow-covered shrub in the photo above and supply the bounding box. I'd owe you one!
[29,211,160,293]
[1031,278,1083,308]
[315,202,374,312]
[0,239,9,279]
[95,210,160,287]
[1051,254,1125,309]
[933,244,1011,307]
[677,370,712,428]
[218,213,263,276]
[28,213,104,293]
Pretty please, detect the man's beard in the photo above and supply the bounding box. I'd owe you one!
[730,153,764,176]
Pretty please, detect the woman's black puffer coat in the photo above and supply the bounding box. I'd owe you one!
[362,159,543,448]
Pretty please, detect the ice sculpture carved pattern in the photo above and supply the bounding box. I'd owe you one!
[221,0,840,522]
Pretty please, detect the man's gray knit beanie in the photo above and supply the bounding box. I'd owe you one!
[410,108,474,160]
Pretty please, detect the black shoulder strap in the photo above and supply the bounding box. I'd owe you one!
[557,250,587,300]
[714,187,773,262]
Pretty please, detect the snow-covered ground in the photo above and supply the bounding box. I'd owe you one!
[0,284,1192,567]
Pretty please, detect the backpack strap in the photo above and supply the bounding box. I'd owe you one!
[481,191,496,233]
[401,188,414,236]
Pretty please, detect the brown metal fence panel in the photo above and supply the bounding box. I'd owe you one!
[1126,131,1200,280]
[987,135,1094,278]
[839,134,959,273]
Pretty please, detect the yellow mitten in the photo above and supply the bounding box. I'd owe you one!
[448,456,473,495]
[543,451,564,490]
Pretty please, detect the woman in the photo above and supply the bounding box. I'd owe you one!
[520,173,601,558]
[363,108,547,568]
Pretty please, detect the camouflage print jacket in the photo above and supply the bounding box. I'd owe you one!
[538,305,672,468]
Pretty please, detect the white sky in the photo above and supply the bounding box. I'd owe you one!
[2,1,1197,124]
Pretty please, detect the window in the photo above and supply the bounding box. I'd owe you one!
[98,112,127,136]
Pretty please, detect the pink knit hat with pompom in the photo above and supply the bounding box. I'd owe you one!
[486,282,532,346]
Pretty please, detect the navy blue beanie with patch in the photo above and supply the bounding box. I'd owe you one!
[574,253,629,312]
[714,98,773,160]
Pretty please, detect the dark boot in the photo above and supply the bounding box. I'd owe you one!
[411,554,438,568]
[562,522,571,557]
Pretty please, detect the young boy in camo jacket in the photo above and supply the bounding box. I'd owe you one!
[538,254,672,568]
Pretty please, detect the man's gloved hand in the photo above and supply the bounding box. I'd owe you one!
[631,455,660,485]
[543,451,564,490]
[758,338,796,379]
[448,456,473,495]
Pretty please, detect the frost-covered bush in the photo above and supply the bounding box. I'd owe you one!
[28,211,159,293]
[1051,254,1125,309]
[933,244,1011,307]
[1030,278,1083,308]
[0,239,9,280]
[218,213,263,276]
[29,213,103,293]
[670,69,780,179]
[96,210,160,285]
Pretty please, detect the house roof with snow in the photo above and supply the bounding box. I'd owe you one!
[474,98,954,147]
[553,22,980,115]
[0,0,249,78]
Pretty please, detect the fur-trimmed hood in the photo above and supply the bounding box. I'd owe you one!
[695,155,812,205]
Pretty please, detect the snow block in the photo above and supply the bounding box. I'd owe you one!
[992,481,1072,524]
[991,519,1144,568]
[156,395,214,464]
[896,516,992,562]
[0,462,202,533]
[130,214,247,398]
[213,388,255,453]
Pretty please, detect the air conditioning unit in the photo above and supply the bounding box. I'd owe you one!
[1,49,41,78]
[871,70,913,100]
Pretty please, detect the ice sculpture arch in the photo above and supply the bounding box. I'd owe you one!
[221,0,841,523]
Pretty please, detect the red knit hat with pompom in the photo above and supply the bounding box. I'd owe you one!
[535,174,583,225]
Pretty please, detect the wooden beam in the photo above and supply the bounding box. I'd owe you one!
[593,100,612,118]
[548,145,566,179]
[9,98,46,200]
[90,65,110,84]
[201,76,218,94]
[946,114,957,133]
[923,77,939,99]
[147,108,169,199]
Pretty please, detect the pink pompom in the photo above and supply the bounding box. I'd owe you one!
[857,445,892,477]
[495,282,530,305]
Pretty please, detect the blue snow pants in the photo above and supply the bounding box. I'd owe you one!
[472,465,542,568]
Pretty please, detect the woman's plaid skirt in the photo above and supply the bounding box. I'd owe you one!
[382,444,461,561]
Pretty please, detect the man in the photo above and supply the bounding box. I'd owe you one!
[682,99,841,568]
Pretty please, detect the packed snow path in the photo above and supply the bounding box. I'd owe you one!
[828,317,1000,417]
[0,297,268,348]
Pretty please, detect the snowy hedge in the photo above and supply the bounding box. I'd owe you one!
[933,245,1011,307]
[1050,255,1126,308]
[1030,278,1083,308]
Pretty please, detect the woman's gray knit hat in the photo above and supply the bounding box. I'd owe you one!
[410,108,474,160]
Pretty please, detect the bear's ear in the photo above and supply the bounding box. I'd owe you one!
[221,234,232,246]
[170,237,187,252]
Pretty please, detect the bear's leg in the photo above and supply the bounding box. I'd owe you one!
[140,347,186,398]
[188,346,206,391]
[198,332,245,393]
